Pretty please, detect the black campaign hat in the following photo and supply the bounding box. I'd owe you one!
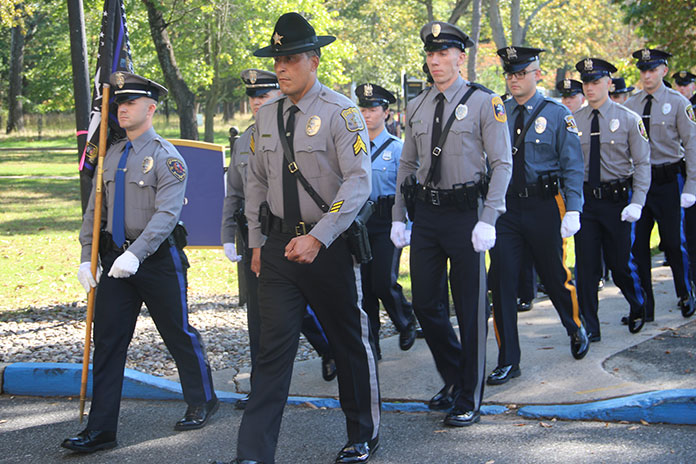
[673,71,696,86]
[110,72,168,103]
[632,48,671,71]
[610,77,634,95]
[556,78,583,97]
[241,69,279,97]
[355,83,396,108]
[254,12,335,57]
[575,57,617,82]
[497,46,545,73]
[420,21,474,52]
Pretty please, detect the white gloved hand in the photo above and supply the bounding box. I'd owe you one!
[224,242,242,262]
[620,203,643,223]
[107,250,140,278]
[681,193,696,209]
[471,221,496,253]
[560,211,581,238]
[77,261,100,293]
[390,222,409,248]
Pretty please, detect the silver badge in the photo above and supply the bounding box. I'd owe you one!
[382,151,392,161]
[115,72,126,89]
[584,58,593,71]
[142,156,154,174]
[455,104,468,120]
[662,103,672,115]
[249,70,257,84]
[306,115,321,136]
[432,23,441,37]
[534,116,547,134]
[610,119,620,132]
[564,79,571,90]
[364,84,373,97]
[641,49,651,61]
[506,47,517,60]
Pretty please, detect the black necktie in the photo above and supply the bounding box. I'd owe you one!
[589,109,601,187]
[512,105,526,191]
[282,105,301,225]
[431,93,445,185]
[642,94,652,139]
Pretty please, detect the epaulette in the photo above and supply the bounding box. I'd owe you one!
[469,82,494,94]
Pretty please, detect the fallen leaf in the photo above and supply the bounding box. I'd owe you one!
[303,402,318,409]
[551,418,557,422]
[485,460,495,464]
[640,419,650,426]
[508,404,517,409]
[434,430,447,433]
[619,420,629,424]
[613,367,620,372]
[513,423,527,427]
[628,425,640,430]
[0,419,7,424]
[539,422,552,428]
[539,347,554,350]
[665,350,671,354]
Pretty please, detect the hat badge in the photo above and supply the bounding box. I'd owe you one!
[680,71,687,78]
[609,82,616,93]
[272,32,283,46]
[249,70,257,84]
[432,23,441,38]
[641,49,651,61]
[564,79,571,89]
[584,58,593,71]
[364,84,373,97]
[506,47,517,60]
[115,72,126,89]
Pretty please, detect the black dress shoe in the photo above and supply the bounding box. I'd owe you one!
[61,429,117,453]
[678,295,696,318]
[628,305,646,334]
[415,327,425,338]
[175,398,219,431]
[588,332,601,343]
[486,364,521,385]
[235,394,249,410]
[399,320,417,351]
[597,278,605,291]
[444,408,480,427]
[335,437,379,463]
[322,355,337,381]
[428,384,455,411]
[570,326,590,360]
[517,300,533,312]
[537,282,546,294]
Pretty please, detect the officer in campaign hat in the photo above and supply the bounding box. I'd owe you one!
[214,13,380,464]
[556,78,585,113]
[63,72,218,453]
[486,46,589,387]
[672,71,696,105]
[354,83,417,356]
[220,69,336,411]
[393,20,511,427]
[624,49,696,322]
[609,77,634,104]
[573,58,650,340]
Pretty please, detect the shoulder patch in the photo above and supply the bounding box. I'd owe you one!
[166,157,186,182]
[341,107,365,132]
[686,105,696,124]
[492,96,507,123]
[353,134,367,156]
[250,133,255,154]
[329,200,344,213]
[638,119,649,141]
[564,115,579,134]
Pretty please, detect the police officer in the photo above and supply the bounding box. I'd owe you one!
[573,58,650,340]
[625,49,696,321]
[609,77,635,105]
[355,83,416,355]
[63,72,217,453]
[219,13,380,464]
[487,47,589,387]
[556,78,585,113]
[673,71,696,108]
[392,21,512,427]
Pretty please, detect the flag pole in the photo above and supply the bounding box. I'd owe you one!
[79,83,111,422]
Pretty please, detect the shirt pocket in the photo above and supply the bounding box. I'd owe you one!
[127,172,156,215]
[235,153,249,178]
[604,126,629,154]
[259,137,280,180]
[294,137,325,179]
[411,121,430,156]
[525,129,556,164]
[450,119,476,154]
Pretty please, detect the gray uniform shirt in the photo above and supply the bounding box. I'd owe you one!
[393,76,512,225]
[625,84,696,195]
[79,127,187,262]
[246,78,371,249]
[221,124,254,244]
[574,98,651,206]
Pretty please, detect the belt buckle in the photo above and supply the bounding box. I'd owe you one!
[121,239,131,252]
[518,187,529,198]
[295,221,307,236]
[592,186,603,200]
[430,189,440,206]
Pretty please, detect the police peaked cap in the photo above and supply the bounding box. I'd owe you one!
[673,71,696,86]
[556,79,583,97]
[241,69,279,97]
[575,57,617,82]
[355,83,396,108]
[610,77,634,95]
[632,48,671,71]
[497,46,545,73]
[254,12,336,57]
[110,72,168,103]
[420,21,474,52]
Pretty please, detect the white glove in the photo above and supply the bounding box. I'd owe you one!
[620,203,643,223]
[560,211,581,238]
[390,222,410,248]
[77,261,100,293]
[224,242,242,262]
[681,193,696,209]
[108,250,140,278]
[471,221,496,252]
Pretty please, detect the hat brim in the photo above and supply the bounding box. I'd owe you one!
[254,36,335,57]
[611,86,634,95]
[637,60,665,71]
[560,91,583,97]
[424,38,474,52]
[114,94,152,104]
[246,88,277,97]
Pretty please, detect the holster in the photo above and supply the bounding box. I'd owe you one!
[167,221,188,249]
[376,195,395,219]
[341,201,375,264]
[233,206,248,248]
[452,182,481,210]
[401,174,418,221]
[537,173,560,199]
[608,179,631,201]
[259,201,271,236]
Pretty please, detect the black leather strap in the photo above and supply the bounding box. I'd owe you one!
[371,137,395,162]
[512,100,549,155]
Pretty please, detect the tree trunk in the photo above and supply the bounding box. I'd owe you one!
[510,0,522,45]
[448,0,472,24]
[420,0,434,22]
[487,0,506,50]
[7,22,25,134]
[467,0,482,82]
[142,0,198,140]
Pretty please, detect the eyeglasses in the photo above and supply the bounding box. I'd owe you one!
[503,69,538,80]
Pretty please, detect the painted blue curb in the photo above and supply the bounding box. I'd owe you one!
[518,389,696,425]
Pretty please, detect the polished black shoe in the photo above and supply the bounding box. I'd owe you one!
[537,282,547,294]
[486,364,520,385]
[588,332,601,343]
[428,384,455,411]
[234,394,249,410]
[399,320,417,351]
[415,327,425,338]
[597,278,605,291]
[175,398,219,431]
[335,437,379,463]
[678,295,696,318]
[628,305,646,334]
[570,326,590,360]
[61,429,117,453]
[322,355,337,381]
[517,300,533,312]
[444,408,480,427]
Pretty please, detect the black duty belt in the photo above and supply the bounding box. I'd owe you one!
[651,159,685,185]
[100,231,134,253]
[269,214,316,236]
[415,183,482,210]
[583,179,632,201]
[507,175,560,199]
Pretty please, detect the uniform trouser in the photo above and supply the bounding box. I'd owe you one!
[489,194,583,368]
[683,204,696,284]
[632,175,691,319]
[236,232,380,464]
[361,218,413,337]
[87,244,216,432]
[575,195,645,337]
[410,201,487,412]
[518,246,537,303]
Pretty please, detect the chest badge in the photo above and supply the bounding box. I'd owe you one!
[382,151,392,161]
[534,116,547,134]
[662,103,672,115]
[142,156,154,174]
[455,104,468,120]
[306,115,321,136]
[610,119,620,132]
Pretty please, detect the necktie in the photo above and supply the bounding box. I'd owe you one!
[642,94,652,139]
[431,93,445,185]
[112,141,132,247]
[589,109,601,187]
[511,105,526,191]
[282,105,301,226]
